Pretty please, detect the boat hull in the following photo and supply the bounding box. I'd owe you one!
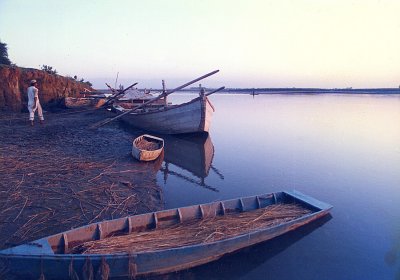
[0,191,332,279]
[64,97,105,109]
[118,96,215,134]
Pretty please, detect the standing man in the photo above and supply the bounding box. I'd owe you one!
[27,79,44,126]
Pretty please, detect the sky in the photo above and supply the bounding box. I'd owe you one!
[0,0,399,89]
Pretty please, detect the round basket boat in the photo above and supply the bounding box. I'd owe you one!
[132,134,164,161]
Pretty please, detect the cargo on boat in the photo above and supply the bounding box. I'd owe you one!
[0,190,332,279]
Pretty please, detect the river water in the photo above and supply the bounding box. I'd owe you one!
[155,93,400,280]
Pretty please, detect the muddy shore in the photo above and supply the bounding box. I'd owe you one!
[0,108,164,251]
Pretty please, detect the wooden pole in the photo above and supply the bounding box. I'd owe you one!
[91,70,219,128]
[114,72,119,89]
[102,82,138,107]
[205,86,225,97]
[105,83,116,93]
[162,80,167,105]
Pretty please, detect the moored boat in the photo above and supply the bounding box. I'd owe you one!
[132,134,164,161]
[114,94,215,134]
[118,89,166,105]
[64,97,106,109]
[0,190,332,279]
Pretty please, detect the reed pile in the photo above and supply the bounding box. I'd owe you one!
[73,203,311,254]
[0,111,163,250]
[135,138,160,151]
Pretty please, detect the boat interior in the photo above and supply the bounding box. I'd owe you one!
[45,191,321,255]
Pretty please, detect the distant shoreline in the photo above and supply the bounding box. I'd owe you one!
[181,88,400,95]
[134,88,400,95]
[94,87,400,95]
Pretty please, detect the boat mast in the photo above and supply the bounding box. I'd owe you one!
[162,80,167,105]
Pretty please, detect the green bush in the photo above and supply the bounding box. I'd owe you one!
[41,65,58,75]
[0,40,12,65]
[73,74,92,87]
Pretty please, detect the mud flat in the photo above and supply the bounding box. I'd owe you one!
[0,109,163,251]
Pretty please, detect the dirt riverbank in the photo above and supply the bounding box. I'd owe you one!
[0,108,164,251]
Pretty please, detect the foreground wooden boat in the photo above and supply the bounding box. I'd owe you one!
[0,190,332,279]
[132,134,164,161]
[114,94,215,134]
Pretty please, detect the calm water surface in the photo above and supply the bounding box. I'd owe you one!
[155,93,400,280]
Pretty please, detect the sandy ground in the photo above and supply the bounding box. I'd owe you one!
[0,108,164,252]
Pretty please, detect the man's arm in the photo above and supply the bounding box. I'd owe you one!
[33,88,39,110]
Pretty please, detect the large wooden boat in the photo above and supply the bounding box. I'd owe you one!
[0,190,332,279]
[113,95,215,134]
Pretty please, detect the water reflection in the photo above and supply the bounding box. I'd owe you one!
[385,225,400,279]
[125,93,400,279]
[160,134,222,192]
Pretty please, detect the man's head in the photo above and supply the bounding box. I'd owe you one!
[30,80,37,86]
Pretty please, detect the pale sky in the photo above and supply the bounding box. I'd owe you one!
[0,0,399,89]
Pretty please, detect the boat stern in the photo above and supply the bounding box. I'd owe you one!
[283,190,333,212]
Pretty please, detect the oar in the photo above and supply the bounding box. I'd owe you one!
[205,86,225,97]
[91,70,219,129]
[105,83,116,93]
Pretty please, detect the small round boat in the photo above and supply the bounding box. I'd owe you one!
[132,134,164,161]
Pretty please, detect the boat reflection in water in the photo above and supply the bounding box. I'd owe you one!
[160,134,223,192]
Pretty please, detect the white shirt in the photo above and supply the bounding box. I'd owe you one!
[27,86,39,107]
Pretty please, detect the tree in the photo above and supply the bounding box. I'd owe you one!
[41,65,57,75]
[0,40,12,65]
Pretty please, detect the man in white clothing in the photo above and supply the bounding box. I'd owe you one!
[27,79,44,126]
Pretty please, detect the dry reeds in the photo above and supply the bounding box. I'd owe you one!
[73,203,311,255]
[0,111,163,250]
[135,138,160,151]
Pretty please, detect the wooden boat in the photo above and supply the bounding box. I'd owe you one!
[0,190,332,279]
[64,97,106,109]
[132,134,164,161]
[114,94,215,134]
[118,89,166,105]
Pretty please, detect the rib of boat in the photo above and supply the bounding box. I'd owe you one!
[0,190,332,279]
[114,94,215,134]
[132,134,164,161]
